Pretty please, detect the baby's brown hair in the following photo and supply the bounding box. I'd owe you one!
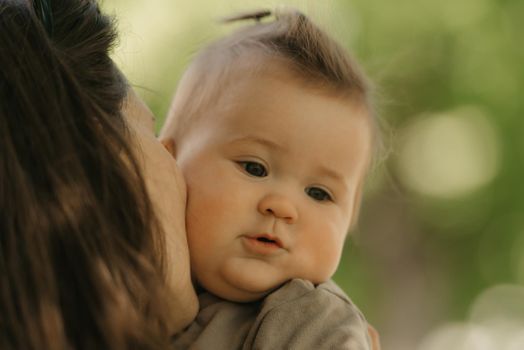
[161,8,377,150]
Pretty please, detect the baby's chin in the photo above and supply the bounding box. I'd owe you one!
[197,262,288,302]
[205,275,284,303]
[205,282,274,303]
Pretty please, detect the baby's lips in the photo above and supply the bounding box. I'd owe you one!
[246,233,285,249]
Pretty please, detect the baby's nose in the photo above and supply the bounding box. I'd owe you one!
[257,193,298,224]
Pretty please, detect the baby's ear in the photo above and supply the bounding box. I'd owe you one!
[348,182,364,231]
[160,137,177,157]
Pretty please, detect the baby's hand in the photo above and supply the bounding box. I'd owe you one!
[368,325,381,350]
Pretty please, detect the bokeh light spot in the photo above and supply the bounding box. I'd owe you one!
[416,323,495,350]
[469,284,524,326]
[396,106,500,199]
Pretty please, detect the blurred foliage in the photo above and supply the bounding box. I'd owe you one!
[104,0,523,348]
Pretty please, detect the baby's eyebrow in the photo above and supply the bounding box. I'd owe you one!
[317,165,345,184]
[228,135,287,152]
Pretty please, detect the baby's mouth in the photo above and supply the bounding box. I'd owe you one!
[246,233,283,249]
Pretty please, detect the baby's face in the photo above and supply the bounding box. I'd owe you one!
[174,75,372,302]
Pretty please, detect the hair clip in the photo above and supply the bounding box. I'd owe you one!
[220,9,272,23]
[33,0,54,36]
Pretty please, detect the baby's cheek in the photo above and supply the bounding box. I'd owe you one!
[319,244,343,280]
[304,232,345,283]
[185,217,221,288]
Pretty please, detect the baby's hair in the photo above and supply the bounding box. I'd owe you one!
[162,7,378,151]
[222,8,368,93]
[220,9,272,23]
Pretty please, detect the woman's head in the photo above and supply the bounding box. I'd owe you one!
[0,1,195,348]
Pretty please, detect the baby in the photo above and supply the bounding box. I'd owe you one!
[161,9,377,349]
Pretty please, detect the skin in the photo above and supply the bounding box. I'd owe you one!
[121,89,198,333]
[368,325,381,350]
[163,73,373,303]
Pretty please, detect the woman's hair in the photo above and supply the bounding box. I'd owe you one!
[163,8,378,157]
[0,1,172,348]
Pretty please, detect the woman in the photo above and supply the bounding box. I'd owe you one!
[0,0,197,349]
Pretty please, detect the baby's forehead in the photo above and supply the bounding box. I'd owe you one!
[213,75,371,157]
[193,66,372,143]
[166,58,371,148]
[211,61,362,110]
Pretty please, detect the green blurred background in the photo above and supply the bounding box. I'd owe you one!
[103,0,524,348]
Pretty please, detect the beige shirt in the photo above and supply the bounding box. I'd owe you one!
[172,279,371,350]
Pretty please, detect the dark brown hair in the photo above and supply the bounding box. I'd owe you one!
[0,0,172,348]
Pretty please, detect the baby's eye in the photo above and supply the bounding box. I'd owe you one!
[305,187,332,202]
[238,161,268,177]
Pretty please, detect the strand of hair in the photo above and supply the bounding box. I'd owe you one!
[219,9,272,24]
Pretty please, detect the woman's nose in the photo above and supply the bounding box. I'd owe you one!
[257,193,298,224]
